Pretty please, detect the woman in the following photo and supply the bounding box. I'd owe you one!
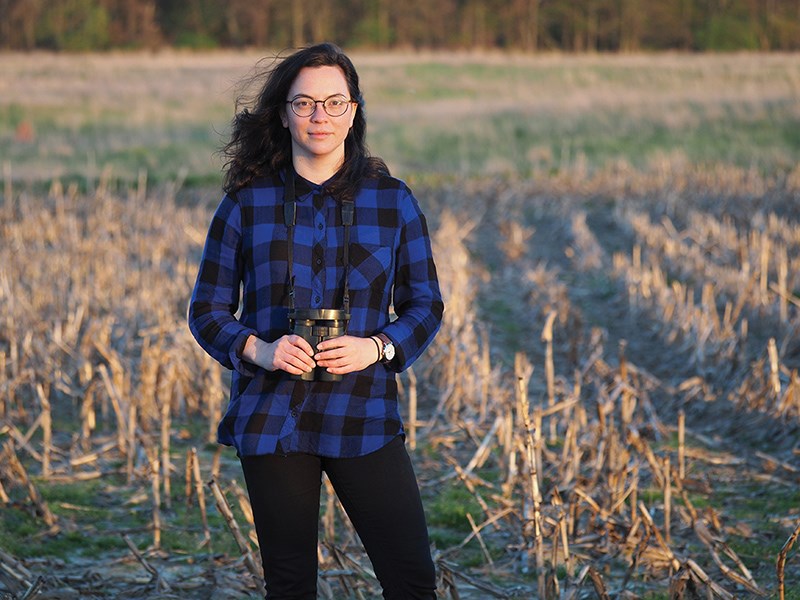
[188,42,443,599]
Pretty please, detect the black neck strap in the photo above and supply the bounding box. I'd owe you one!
[283,169,353,313]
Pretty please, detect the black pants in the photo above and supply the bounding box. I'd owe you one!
[240,436,437,599]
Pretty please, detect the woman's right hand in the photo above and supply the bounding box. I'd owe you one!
[242,334,316,375]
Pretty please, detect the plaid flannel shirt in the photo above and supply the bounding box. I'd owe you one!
[188,171,443,457]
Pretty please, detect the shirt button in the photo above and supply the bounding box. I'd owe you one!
[315,258,322,265]
[318,223,323,230]
[290,408,298,418]
[314,296,321,303]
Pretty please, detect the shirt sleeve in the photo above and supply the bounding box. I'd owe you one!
[381,188,444,372]
[187,193,258,376]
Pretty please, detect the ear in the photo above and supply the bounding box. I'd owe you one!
[280,109,289,128]
[348,103,358,128]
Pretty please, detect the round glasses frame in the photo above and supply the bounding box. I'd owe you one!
[287,94,355,118]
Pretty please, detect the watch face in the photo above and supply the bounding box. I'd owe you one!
[383,342,395,361]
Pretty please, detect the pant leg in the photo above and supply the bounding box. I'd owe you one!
[323,436,437,600]
[240,452,322,600]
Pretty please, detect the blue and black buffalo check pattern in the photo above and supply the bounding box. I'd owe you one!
[188,171,443,457]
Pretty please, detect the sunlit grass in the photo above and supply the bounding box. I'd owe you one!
[1,50,798,187]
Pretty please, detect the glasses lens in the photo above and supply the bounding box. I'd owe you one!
[291,98,314,117]
[323,96,349,116]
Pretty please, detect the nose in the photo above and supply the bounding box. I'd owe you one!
[310,102,327,120]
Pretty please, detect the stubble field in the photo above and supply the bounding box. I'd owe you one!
[1,50,799,599]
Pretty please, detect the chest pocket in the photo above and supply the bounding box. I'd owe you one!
[348,243,393,290]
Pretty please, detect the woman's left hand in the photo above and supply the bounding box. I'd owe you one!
[314,335,381,375]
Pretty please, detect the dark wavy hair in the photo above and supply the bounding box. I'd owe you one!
[222,42,388,202]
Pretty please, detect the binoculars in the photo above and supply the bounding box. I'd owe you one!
[288,308,350,382]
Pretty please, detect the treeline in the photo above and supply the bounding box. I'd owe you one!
[2,0,800,52]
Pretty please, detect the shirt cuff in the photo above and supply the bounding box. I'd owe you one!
[229,330,258,377]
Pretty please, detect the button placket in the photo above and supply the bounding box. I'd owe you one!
[311,192,326,308]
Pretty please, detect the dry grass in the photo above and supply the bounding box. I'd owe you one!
[1,160,799,598]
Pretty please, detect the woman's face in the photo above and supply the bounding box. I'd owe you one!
[281,65,357,173]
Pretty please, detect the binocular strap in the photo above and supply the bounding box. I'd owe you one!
[283,169,353,315]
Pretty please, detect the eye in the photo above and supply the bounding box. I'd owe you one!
[293,99,313,109]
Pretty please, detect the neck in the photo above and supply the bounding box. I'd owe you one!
[292,154,344,185]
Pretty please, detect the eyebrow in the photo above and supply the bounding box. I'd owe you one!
[289,93,348,99]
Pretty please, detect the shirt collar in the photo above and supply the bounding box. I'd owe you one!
[287,168,331,201]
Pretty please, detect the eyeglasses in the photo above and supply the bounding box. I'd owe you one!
[287,94,354,118]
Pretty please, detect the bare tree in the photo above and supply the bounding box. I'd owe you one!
[309,0,332,45]
[292,1,304,47]
[620,0,643,52]
[1,0,43,49]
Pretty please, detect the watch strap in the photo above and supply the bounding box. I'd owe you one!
[369,336,383,361]
[375,333,394,363]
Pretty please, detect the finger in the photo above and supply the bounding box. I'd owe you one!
[288,334,316,356]
[314,347,347,363]
[280,337,317,369]
[277,359,308,375]
[286,349,316,371]
[315,336,348,353]
[276,341,316,372]
[286,356,316,373]
[324,363,355,375]
[292,344,318,365]
[323,350,363,370]
[272,349,307,373]
[317,357,349,370]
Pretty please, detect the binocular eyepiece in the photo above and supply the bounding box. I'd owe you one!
[288,308,350,382]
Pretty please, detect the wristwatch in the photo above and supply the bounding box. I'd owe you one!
[375,333,395,363]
